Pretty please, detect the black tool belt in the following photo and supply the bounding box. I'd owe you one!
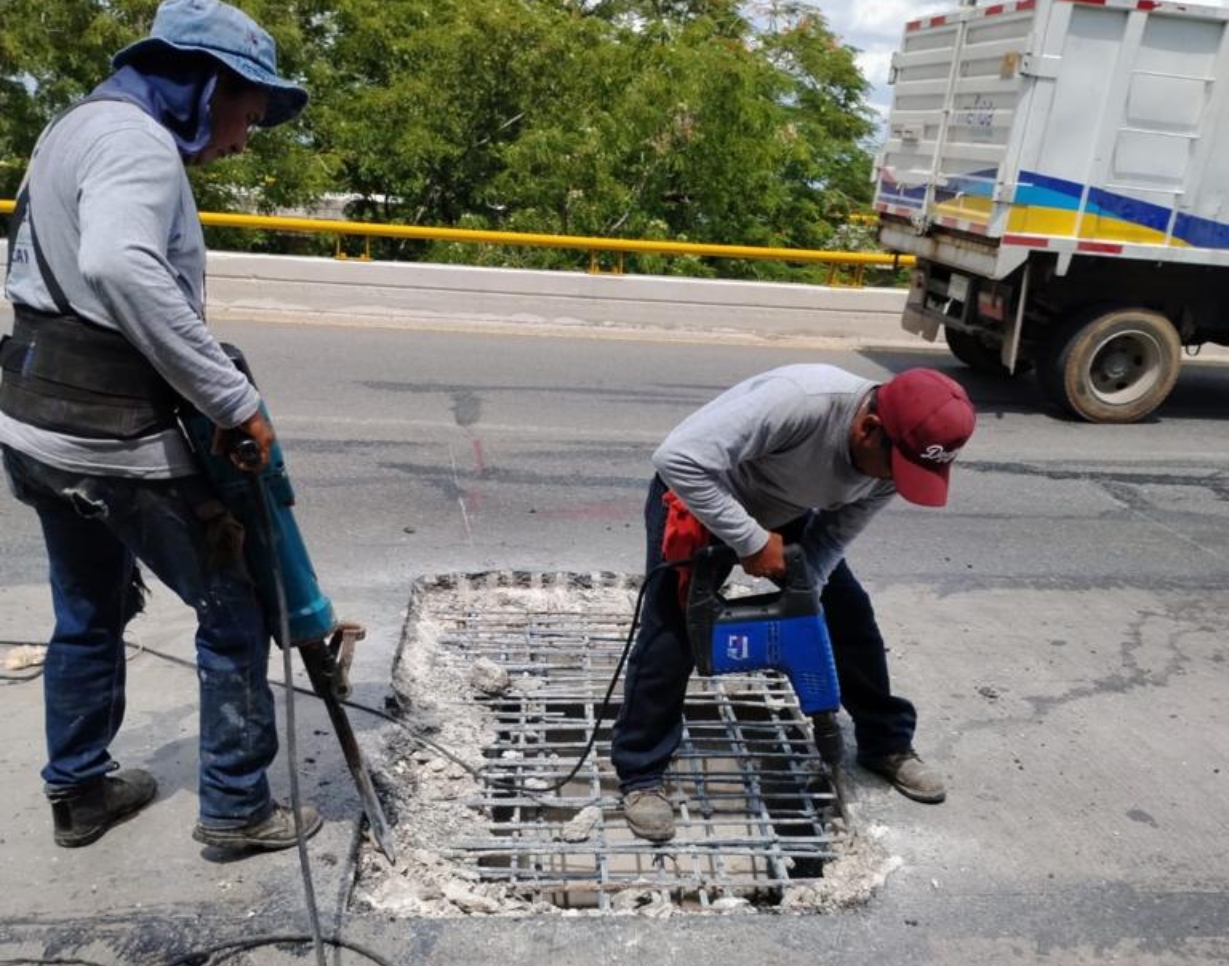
[0,306,180,439]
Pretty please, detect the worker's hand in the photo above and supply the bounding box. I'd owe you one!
[741,532,786,580]
[212,409,276,472]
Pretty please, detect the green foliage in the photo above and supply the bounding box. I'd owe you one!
[1,0,880,281]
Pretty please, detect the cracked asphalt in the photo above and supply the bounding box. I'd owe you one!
[1,318,1226,965]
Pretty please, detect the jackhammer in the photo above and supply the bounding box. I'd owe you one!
[685,544,851,825]
[181,344,396,863]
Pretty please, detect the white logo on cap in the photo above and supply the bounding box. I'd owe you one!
[920,444,960,463]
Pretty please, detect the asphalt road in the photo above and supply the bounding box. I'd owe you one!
[1,318,1227,965]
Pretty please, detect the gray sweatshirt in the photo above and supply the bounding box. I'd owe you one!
[1,99,259,478]
[652,364,896,584]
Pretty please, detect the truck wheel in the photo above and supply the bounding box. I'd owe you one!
[943,327,1027,377]
[1038,308,1181,423]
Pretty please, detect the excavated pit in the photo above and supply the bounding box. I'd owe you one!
[352,571,900,918]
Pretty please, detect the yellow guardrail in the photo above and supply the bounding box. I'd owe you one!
[0,199,913,284]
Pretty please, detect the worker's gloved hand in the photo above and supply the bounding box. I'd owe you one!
[741,531,786,580]
[212,409,276,472]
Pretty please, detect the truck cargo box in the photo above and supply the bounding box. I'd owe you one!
[874,0,1229,423]
[876,0,1229,277]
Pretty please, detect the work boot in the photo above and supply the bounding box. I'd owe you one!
[47,768,158,848]
[192,802,323,852]
[860,750,946,804]
[623,786,676,842]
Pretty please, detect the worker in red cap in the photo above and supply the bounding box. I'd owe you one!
[611,365,977,842]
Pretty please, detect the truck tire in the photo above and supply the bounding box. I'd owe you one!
[1037,307,1181,423]
[944,327,1027,377]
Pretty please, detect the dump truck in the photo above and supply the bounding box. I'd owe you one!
[874,0,1229,422]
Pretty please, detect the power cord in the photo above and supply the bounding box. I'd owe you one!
[3,545,686,965]
[242,464,326,966]
[148,559,683,966]
[158,934,395,966]
[122,558,683,801]
[482,564,664,796]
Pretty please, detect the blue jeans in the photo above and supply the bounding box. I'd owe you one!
[3,447,277,827]
[611,476,918,791]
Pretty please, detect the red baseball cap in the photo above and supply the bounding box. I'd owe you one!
[877,369,977,507]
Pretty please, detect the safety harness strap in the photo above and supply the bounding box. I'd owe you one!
[8,185,73,317]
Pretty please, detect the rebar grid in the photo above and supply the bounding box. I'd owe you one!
[417,575,839,912]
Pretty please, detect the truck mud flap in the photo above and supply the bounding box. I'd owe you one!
[903,268,942,341]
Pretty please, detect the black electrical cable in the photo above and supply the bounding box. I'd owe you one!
[157,933,395,966]
[116,636,484,785]
[118,558,691,800]
[242,462,327,966]
[0,669,42,682]
[299,558,680,799]
[137,560,687,966]
[0,958,114,966]
[482,563,666,796]
[25,556,689,966]
[323,568,661,800]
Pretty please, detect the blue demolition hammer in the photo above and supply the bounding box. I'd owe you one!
[181,344,396,862]
[686,544,850,822]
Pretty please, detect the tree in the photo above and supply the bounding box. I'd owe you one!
[1,0,878,280]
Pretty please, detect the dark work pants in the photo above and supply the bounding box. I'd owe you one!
[610,475,917,792]
[3,447,278,827]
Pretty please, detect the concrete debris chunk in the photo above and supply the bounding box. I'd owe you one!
[3,645,46,671]
[559,805,603,843]
[443,881,503,915]
[710,896,754,914]
[611,889,652,913]
[511,674,544,694]
[640,897,676,919]
[468,657,511,696]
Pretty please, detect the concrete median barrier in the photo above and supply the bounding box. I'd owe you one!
[2,243,914,346]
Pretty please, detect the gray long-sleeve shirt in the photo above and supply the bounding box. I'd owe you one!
[652,364,896,584]
[1,99,259,478]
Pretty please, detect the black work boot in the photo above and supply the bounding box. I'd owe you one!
[46,769,158,848]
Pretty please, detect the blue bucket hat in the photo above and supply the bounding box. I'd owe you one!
[111,0,308,127]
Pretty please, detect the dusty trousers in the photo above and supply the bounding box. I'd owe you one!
[3,446,279,827]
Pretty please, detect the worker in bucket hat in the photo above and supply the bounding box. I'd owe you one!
[111,0,308,133]
[1,1,316,852]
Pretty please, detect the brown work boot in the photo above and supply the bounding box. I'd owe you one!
[623,786,676,842]
[47,768,158,848]
[860,750,946,804]
[192,802,323,852]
